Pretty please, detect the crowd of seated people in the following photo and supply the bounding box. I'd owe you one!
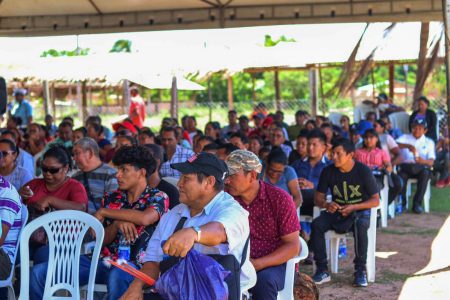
[0,90,448,299]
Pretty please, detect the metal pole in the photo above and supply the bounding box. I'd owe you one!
[208,77,212,122]
[442,0,450,136]
[171,76,178,120]
[274,70,281,111]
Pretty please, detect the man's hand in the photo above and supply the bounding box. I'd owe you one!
[325,202,341,214]
[339,205,355,217]
[407,145,417,154]
[119,282,144,300]
[163,228,197,258]
[116,221,138,243]
[250,258,264,272]
[298,178,314,190]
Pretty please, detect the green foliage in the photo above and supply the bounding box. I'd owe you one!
[264,34,296,47]
[40,47,90,57]
[110,39,132,53]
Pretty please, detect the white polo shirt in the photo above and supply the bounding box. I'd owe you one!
[396,134,435,163]
[143,191,256,289]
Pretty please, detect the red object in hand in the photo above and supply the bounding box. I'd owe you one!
[108,260,156,286]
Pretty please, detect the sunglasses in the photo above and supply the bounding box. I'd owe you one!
[0,151,15,158]
[41,166,63,174]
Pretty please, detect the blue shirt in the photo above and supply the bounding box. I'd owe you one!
[11,100,33,126]
[264,165,297,193]
[4,165,33,191]
[291,156,330,189]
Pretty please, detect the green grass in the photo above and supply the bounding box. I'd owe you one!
[379,228,439,236]
[377,270,410,284]
[429,187,450,213]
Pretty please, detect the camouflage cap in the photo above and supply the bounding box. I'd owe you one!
[226,150,262,175]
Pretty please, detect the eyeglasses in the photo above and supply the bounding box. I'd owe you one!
[0,151,15,158]
[41,166,62,174]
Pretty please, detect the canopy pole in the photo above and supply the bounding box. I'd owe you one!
[227,75,234,110]
[442,0,450,138]
[251,73,256,107]
[208,76,213,122]
[50,82,56,119]
[309,67,318,117]
[123,79,130,115]
[274,70,281,111]
[170,76,179,120]
[318,64,326,116]
[389,61,395,99]
[81,80,88,122]
[42,80,50,116]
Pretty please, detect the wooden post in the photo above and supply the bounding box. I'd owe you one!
[208,77,213,122]
[81,80,88,122]
[389,61,395,99]
[251,73,256,107]
[227,75,234,110]
[170,76,178,120]
[76,82,82,121]
[318,64,326,115]
[371,67,376,99]
[309,67,318,117]
[50,82,56,118]
[442,0,450,138]
[42,80,50,116]
[274,70,281,111]
[123,80,130,115]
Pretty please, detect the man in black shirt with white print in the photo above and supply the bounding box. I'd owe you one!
[310,138,380,287]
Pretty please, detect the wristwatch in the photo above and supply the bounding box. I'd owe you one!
[192,226,202,242]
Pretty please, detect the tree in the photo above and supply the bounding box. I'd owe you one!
[110,40,132,53]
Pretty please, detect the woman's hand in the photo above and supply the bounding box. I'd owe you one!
[34,196,52,211]
[19,185,34,200]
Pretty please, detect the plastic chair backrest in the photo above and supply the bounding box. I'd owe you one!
[19,210,104,300]
[0,205,28,290]
[276,237,309,300]
[388,111,410,134]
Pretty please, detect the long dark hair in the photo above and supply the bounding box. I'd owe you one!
[43,145,73,170]
[362,129,382,149]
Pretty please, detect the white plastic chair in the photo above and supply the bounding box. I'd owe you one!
[325,206,379,283]
[162,177,179,189]
[19,210,104,300]
[388,111,410,134]
[276,237,308,300]
[327,112,343,126]
[406,178,431,213]
[379,175,389,227]
[0,206,28,300]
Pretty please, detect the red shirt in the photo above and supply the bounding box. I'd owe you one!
[129,96,146,128]
[234,181,300,259]
[25,178,88,209]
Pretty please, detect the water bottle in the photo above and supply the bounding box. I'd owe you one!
[396,196,403,215]
[300,221,311,235]
[118,238,130,261]
[338,239,347,259]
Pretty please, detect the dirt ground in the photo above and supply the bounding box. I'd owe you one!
[300,211,450,300]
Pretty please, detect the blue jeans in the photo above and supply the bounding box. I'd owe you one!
[250,263,286,300]
[30,255,136,300]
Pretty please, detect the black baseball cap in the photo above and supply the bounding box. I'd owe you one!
[171,152,229,183]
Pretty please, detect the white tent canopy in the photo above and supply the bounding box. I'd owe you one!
[0,0,443,36]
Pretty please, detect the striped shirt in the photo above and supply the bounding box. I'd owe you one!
[160,145,194,179]
[4,165,33,191]
[354,147,391,170]
[0,176,23,264]
[72,163,118,214]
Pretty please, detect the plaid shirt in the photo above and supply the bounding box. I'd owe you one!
[160,145,194,178]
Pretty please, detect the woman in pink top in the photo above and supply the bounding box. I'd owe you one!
[355,129,392,190]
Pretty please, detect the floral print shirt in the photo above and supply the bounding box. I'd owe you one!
[100,185,168,267]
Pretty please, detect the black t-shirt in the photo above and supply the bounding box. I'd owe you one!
[317,161,379,206]
[157,179,180,209]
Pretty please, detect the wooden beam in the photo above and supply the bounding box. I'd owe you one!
[274,70,281,111]
[318,64,326,116]
[389,61,395,99]
[442,0,450,137]
[251,73,256,107]
[227,76,234,110]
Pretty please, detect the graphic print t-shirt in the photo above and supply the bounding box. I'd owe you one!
[317,161,379,206]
